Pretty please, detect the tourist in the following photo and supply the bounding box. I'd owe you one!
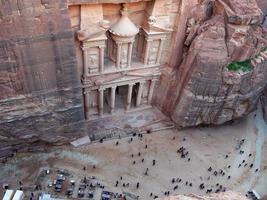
[152,160,156,166]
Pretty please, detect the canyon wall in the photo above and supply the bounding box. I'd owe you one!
[0,0,85,158]
[154,0,267,127]
[0,0,266,159]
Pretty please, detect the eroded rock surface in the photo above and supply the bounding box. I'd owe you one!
[155,0,267,127]
[0,0,85,159]
[0,0,266,159]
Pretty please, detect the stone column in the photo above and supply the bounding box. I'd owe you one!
[99,46,105,73]
[126,83,134,110]
[127,42,133,68]
[136,82,144,107]
[98,88,104,116]
[83,47,89,75]
[110,86,116,114]
[148,79,156,104]
[144,40,151,65]
[156,39,164,64]
[116,42,122,68]
[84,92,90,119]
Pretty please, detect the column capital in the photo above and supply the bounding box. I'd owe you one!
[115,41,123,45]
[83,90,91,94]
[139,81,146,85]
[81,46,89,51]
[145,38,153,42]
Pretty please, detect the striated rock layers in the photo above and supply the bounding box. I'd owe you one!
[0,0,85,159]
[155,0,267,127]
[157,191,248,200]
[0,0,266,159]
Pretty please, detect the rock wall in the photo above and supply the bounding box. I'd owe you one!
[154,0,267,127]
[0,0,85,159]
[0,0,266,159]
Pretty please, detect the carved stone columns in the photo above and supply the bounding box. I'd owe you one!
[99,46,105,73]
[126,83,134,110]
[110,86,116,113]
[116,42,122,68]
[84,92,90,119]
[156,39,164,64]
[136,82,144,107]
[98,88,104,116]
[148,79,156,104]
[127,42,133,67]
[144,39,151,66]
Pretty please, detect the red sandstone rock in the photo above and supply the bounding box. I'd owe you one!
[0,0,266,158]
[217,0,263,25]
[155,0,267,127]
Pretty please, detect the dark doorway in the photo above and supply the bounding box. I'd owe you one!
[115,85,128,111]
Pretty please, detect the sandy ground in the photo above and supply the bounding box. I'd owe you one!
[0,109,266,199]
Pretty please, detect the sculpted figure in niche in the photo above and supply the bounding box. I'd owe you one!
[89,55,96,66]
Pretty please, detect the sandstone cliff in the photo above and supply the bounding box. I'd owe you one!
[0,0,266,159]
[155,0,267,127]
[0,0,85,159]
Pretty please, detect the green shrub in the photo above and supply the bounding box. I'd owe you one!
[227,59,252,72]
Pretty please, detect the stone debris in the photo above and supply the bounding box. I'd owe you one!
[70,135,91,147]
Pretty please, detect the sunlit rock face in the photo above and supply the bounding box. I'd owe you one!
[154,0,267,127]
[0,0,85,158]
[0,0,266,158]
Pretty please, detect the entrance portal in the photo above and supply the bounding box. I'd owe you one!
[115,85,128,111]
